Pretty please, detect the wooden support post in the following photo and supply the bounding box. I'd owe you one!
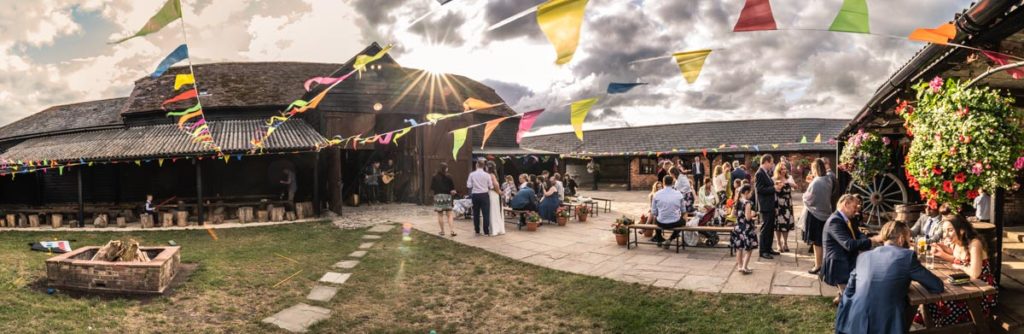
[994,189,1004,286]
[237,207,253,223]
[176,210,189,227]
[77,167,84,227]
[196,160,204,226]
[313,151,321,216]
[160,212,174,227]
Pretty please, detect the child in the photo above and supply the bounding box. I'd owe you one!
[730,185,758,274]
[145,194,155,216]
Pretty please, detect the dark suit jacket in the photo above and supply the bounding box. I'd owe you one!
[835,245,944,334]
[754,167,776,212]
[821,211,873,286]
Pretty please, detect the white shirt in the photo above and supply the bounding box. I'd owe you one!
[466,169,493,194]
[975,194,991,220]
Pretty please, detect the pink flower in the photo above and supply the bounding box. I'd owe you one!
[1016,156,1024,170]
[971,162,984,175]
[882,137,891,145]
[957,106,970,117]
[959,134,971,143]
[930,76,944,93]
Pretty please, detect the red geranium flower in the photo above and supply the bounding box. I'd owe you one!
[943,180,954,193]
[959,134,971,143]
[927,198,938,210]
[954,172,966,183]
[932,167,943,175]
[967,189,980,199]
[957,106,970,117]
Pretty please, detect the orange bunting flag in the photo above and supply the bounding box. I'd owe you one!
[161,89,197,109]
[673,50,712,84]
[463,98,498,111]
[908,23,956,45]
[537,0,589,65]
[733,0,777,32]
[177,110,204,128]
[481,118,507,149]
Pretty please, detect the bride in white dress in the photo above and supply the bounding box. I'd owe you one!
[487,163,505,236]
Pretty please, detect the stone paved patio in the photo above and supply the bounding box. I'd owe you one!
[406,190,835,296]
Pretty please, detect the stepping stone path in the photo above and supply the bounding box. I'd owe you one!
[264,223,394,333]
[262,303,331,333]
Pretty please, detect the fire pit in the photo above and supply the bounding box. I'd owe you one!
[45,246,180,294]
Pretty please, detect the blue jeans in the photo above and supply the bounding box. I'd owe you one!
[471,193,491,235]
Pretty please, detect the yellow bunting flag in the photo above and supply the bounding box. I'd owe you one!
[570,97,599,141]
[174,74,194,90]
[452,128,468,159]
[463,98,498,112]
[481,118,507,149]
[673,50,712,84]
[135,160,141,166]
[158,158,164,167]
[771,144,779,149]
[354,44,393,75]
[814,134,822,143]
[392,127,413,145]
[908,23,956,45]
[537,0,589,65]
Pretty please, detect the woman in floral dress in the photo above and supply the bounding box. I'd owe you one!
[916,215,997,327]
[730,185,757,274]
[774,163,796,252]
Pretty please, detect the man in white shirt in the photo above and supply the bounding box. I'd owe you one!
[910,206,942,243]
[467,160,494,235]
[974,189,991,222]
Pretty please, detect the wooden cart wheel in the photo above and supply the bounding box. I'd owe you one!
[846,173,909,228]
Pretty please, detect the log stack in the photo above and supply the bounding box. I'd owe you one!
[175,211,189,227]
[51,214,64,228]
[160,213,174,227]
[270,206,285,222]
[92,214,107,228]
[5,214,13,227]
[257,210,269,223]
[237,207,253,224]
[28,214,40,228]
[140,214,154,228]
[91,239,151,262]
[295,202,313,219]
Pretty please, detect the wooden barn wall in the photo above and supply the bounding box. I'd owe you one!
[421,115,472,204]
[470,114,520,148]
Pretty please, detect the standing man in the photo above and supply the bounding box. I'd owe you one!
[363,161,382,204]
[280,169,297,206]
[587,159,600,190]
[692,156,705,189]
[754,155,780,259]
[381,158,395,203]
[467,159,494,236]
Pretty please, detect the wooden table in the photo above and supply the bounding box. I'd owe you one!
[904,260,998,333]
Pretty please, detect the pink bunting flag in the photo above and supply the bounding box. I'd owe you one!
[733,0,777,32]
[303,72,355,91]
[377,132,394,145]
[516,109,545,143]
[981,51,1024,80]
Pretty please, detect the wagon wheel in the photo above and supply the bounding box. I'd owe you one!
[846,173,908,228]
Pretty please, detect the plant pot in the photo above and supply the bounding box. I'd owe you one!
[526,221,539,231]
[614,233,627,246]
[556,216,567,226]
[577,213,588,222]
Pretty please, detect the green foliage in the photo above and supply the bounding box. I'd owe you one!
[839,129,893,186]
[900,77,1024,211]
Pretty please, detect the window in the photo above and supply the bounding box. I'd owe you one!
[638,158,657,175]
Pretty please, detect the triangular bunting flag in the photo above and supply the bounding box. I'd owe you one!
[174,74,195,90]
[158,159,164,167]
[392,127,413,145]
[517,109,545,143]
[673,50,712,84]
[829,0,870,34]
[452,128,468,160]
[606,82,647,94]
[733,0,777,32]
[570,98,599,141]
[151,44,189,78]
[981,51,1024,80]
[161,89,197,109]
[800,136,808,143]
[908,23,956,45]
[481,118,507,149]
[537,0,589,65]
[771,144,779,149]
[354,44,393,75]
[814,134,822,143]
[463,98,498,111]
[110,0,182,44]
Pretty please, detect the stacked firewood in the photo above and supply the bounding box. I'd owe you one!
[91,239,151,262]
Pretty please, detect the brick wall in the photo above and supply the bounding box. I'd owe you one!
[45,246,180,294]
[1004,191,1024,227]
[630,158,658,191]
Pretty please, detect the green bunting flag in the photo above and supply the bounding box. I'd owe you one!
[829,0,869,34]
[800,135,808,143]
[111,0,183,44]
[452,128,468,160]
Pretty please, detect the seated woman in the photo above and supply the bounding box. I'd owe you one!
[537,176,562,223]
[916,214,997,327]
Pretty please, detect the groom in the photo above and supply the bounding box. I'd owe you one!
[467,159,493,236]
[755,154,779,259]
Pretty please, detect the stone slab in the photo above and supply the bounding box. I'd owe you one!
[333,260,359,269]
[358,242,375,249]
[676,274,726,293]
[367,224,396,233]
[361,235,381,240]
[348,250,367,258]
[306,285,339,302]
[318,272,352,285]
[262,303,331,333]
[721,268,774,294]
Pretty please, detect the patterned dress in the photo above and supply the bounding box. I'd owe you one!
[730,200,759,251]
[775,183,794,232]
[915,257,998,327]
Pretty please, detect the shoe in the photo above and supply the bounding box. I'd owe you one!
[450,233,457,237]
[759,254,774,260]
[782,247,790,253]
[808,267,820,275]
[807,246,814,254]
[769,251,781,255]
[438,231,445,236]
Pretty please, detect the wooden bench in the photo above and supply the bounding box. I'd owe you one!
[502,207,532,230]
[993,306,1024,333]
[591,197,613,213]
[627,224,734,254]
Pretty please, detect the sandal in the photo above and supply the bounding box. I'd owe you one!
[438,231,445,236]
[450,232,457,237]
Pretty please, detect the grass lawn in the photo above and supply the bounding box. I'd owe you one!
[0,222,836,333]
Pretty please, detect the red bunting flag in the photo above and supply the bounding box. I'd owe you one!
[981,51,1024,80]
[517,109,545,143]
[161,89,197,109]
[733,0,777,32]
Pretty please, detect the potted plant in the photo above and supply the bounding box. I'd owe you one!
[576,205,590,222]
[839,129,893,187]
[526,212,541,232]
[639,213,654,237]
[611,220,629,246]
[556,206,570,226]
[900,76,1024,211]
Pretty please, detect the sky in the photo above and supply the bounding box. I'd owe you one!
[0,0,978,136]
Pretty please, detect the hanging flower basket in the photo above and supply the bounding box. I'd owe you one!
[839,129,893,187]
[900,76,1024,211]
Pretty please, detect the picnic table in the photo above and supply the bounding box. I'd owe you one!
[564,197,599,217]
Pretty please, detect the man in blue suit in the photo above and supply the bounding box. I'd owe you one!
[821,194,880,287]
[835,221,944,334]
